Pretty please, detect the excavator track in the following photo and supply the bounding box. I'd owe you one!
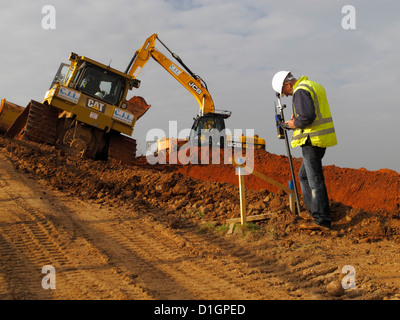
[108,133,137,166]
[6,100,58,145]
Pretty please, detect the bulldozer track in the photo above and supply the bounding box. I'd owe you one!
[108,133,137,166]
[22,101,58,145]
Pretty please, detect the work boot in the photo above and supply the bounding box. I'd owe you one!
[299,221,331,232]
[299,210,312,221]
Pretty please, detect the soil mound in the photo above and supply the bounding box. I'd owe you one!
[1,137,399,243]
[153,148,400,215]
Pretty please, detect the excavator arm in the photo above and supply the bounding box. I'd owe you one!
[126,34,215,115]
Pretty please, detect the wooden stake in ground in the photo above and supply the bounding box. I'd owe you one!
[231,157,297,214]
[237,158,247,225]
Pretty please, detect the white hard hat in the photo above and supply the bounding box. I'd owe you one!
[95,91,105,99]
[272,71,291,97]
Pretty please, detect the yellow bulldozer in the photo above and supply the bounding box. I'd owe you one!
[0,52,151,165]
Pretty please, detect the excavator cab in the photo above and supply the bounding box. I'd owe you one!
[190,112,231,147]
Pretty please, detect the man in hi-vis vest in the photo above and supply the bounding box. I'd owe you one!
[272,71,337,231]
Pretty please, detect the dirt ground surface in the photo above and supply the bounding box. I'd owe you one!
[0,136,400,300]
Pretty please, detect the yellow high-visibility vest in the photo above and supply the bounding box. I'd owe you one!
[291,76,337,148]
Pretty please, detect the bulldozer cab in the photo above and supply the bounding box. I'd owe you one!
[76,65,126,105]
[46,53,140,113]
[50,63,70,89]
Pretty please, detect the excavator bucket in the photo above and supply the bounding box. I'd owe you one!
[0,99,24,135]
[126,96,151,121]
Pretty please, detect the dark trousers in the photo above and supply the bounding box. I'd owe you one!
[299,140,331,227]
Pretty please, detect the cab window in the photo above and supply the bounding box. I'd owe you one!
[78,67,125,105]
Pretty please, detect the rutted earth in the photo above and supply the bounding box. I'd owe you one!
[0,136,399,300]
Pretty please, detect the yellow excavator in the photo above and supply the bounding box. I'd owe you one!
[0,52,151,165]
[125,34,265,154]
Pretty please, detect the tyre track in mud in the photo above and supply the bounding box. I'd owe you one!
[0,149,348,300]
[34,189,295,300]
[142,215,337,299]
[0,152,291,299]
[0,149,322,300]
[0,153,151,299]
[49,196,332,300]
[2,146,400,300]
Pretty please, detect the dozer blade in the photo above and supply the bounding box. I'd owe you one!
[6,100,58,145]
[108,133,137,166]
[0,99,25,135]
[4,102,30,139]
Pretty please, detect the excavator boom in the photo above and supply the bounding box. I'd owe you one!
[127,34,215,115]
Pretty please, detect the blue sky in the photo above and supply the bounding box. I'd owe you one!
[1,0,399,173]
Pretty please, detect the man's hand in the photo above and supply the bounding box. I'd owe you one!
[285,114,296,129]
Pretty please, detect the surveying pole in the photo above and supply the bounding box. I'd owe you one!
[274,93,301,215]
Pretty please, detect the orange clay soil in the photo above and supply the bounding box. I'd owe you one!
[159,147,400,215]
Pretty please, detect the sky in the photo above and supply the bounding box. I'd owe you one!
[1,0,399,173]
